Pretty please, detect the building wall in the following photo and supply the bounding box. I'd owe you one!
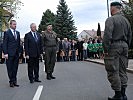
[78,31,92,39]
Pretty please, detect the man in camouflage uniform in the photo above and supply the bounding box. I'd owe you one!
[103,2,132,100]
[42,24,58,80]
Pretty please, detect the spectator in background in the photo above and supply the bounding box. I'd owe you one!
[88,40,93,59]
[77,39,84,61]
[56,38,61,62]
[19,42,24,64]
[98,40,104,59]
[92,39,99,59]
[63,38,71,61]
[83,40,88,60]
[71,40,77,61]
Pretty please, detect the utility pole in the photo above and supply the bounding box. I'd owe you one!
[107,0,110,17]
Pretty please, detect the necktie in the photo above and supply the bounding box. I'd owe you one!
[33,32,38,42]
[13,30,17,40]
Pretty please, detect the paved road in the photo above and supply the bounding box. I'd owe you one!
[0,61,133,100]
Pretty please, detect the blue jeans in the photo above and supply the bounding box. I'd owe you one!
[83,50,88,59]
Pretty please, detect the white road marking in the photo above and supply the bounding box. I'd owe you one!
[33,85,43,100]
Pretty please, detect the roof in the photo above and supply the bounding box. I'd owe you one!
[78,30,104,38]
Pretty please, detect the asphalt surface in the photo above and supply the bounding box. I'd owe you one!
[0,61,133,100]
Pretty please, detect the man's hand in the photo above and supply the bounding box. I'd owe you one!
[19,53,21,57]
[4,54,8,59]
[26,55,29,59]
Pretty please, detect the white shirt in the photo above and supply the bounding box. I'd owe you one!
[83,43,88,50]
[10,28,17,39]
[31,31,38,40]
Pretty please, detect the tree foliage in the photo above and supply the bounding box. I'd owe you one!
[0,0,23,16]
[122,0,133,49]
[0,0,23,30]
[38,9,56,33]
[54,0,77,39]
[97,23,101,37]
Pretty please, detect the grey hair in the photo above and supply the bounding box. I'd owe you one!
[30,23,36,28]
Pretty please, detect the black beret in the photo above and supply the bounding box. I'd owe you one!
[111,2,122,7]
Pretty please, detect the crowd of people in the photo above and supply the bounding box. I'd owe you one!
[56,37,104,62]
[0,37,104,64]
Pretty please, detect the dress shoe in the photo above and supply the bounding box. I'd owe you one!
[34,80,41,82]
[30,80,34,83]
[10,83,14,88]
[121,86,127,100]
[108,96,123,100]
[47,74,51,80]
[13,83,19,87]
[108,91,123,100]
[50,74,56,79]
[123,96,127,100]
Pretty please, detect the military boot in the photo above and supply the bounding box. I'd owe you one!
[46,73,51,80]
[50,73,56,79]
[121,87,127,100]
[108,91,123,100]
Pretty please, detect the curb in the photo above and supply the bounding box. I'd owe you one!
[85,59,133,74]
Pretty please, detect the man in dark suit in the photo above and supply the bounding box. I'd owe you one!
[3,20,20,87]
[77,39,84,61]
[24,23,43,83]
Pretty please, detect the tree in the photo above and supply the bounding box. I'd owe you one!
[55,0,77,39]
[122,0,133,49]
[0,0,23,16]
[38,9,56,33]
[97,23,101,37]
[0,0,23,30]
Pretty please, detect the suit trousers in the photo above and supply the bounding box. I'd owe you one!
[28,57,39,81]
[6,54,19,83]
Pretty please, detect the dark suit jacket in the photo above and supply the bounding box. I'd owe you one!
[24,32,43,57]
[3,29,20,56]
[71,43,77,50]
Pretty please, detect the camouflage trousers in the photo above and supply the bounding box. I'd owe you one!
[104,42,128,91]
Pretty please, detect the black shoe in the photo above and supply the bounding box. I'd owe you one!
[13,83,19,87]
[35,80,41,82]
[30,80,34,83]
[108,91,123,100]
[47,74,51,80]
[123,96,127,100]
[121,86,127,100]
[50,74,56,79]
[108,96,123,100]
[10,83,14,88]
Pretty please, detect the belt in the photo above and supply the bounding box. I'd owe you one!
[111,40,127,44]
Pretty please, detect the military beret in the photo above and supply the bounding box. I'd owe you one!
[110,2,122,6]
[46,23,52,26]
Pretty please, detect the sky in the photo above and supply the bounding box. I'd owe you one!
[13,0,125,38]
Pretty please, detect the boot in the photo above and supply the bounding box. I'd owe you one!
[108,91,123,100]
[121,87,127,100]
[50,73,56,79]
[46,73,51,80]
